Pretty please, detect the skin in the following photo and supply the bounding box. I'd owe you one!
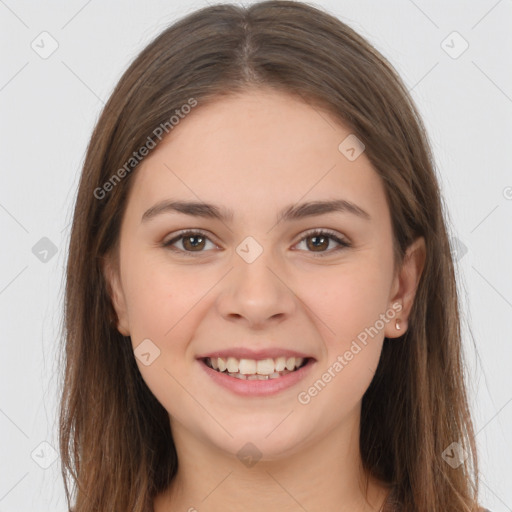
[105,87,426,512]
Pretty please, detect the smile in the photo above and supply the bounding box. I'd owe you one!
[203,356,309,380]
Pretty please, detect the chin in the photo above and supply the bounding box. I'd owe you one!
[205,420,313,463]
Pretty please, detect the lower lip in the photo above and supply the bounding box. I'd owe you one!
[197,358,315,397]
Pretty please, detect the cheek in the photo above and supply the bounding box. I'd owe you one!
[121,251,213,341]
[119,252,223,391]
[119,253,212,416]
[301,258,393,346]
[298,276,387,415]
[295,260,391,406]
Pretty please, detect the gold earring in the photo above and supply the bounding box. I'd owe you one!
[395,319,401,330]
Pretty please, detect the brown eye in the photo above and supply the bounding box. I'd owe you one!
[306,234,330,252]
[182,234,206,251]
[296,229,351,256]
[163,230,216,255]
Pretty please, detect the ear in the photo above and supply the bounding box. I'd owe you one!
[385,236,426,338]
[102,253,130,336]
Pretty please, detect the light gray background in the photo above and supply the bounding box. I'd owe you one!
[0,1,511,510]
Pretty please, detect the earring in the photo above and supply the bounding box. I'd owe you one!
[395,319,401,331]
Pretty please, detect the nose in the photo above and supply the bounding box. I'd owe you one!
[215,247,297,329]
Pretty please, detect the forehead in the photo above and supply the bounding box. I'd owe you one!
[128,88,388,222]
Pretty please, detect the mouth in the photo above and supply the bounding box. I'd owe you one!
[201,356,312,380]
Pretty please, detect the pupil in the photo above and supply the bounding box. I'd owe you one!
[309,235,327,251]
[184,235,204,250]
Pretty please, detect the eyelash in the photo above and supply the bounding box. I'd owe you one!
[162,228,351,257]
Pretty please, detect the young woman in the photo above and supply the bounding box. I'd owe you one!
[58,2,489,511]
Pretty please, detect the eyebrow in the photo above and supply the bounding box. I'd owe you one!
[141,198,371,224]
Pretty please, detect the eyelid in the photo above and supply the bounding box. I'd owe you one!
[297,227,350,245]
[163,228,215,244]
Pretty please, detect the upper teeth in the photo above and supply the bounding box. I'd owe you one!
[208,356,304,375]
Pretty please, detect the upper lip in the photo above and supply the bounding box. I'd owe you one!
[196,348,315,360]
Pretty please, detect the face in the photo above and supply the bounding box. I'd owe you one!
[106,88,424,461]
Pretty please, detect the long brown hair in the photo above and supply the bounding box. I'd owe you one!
[59,2,480,511]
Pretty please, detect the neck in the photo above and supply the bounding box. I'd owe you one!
[153,412,391,512]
